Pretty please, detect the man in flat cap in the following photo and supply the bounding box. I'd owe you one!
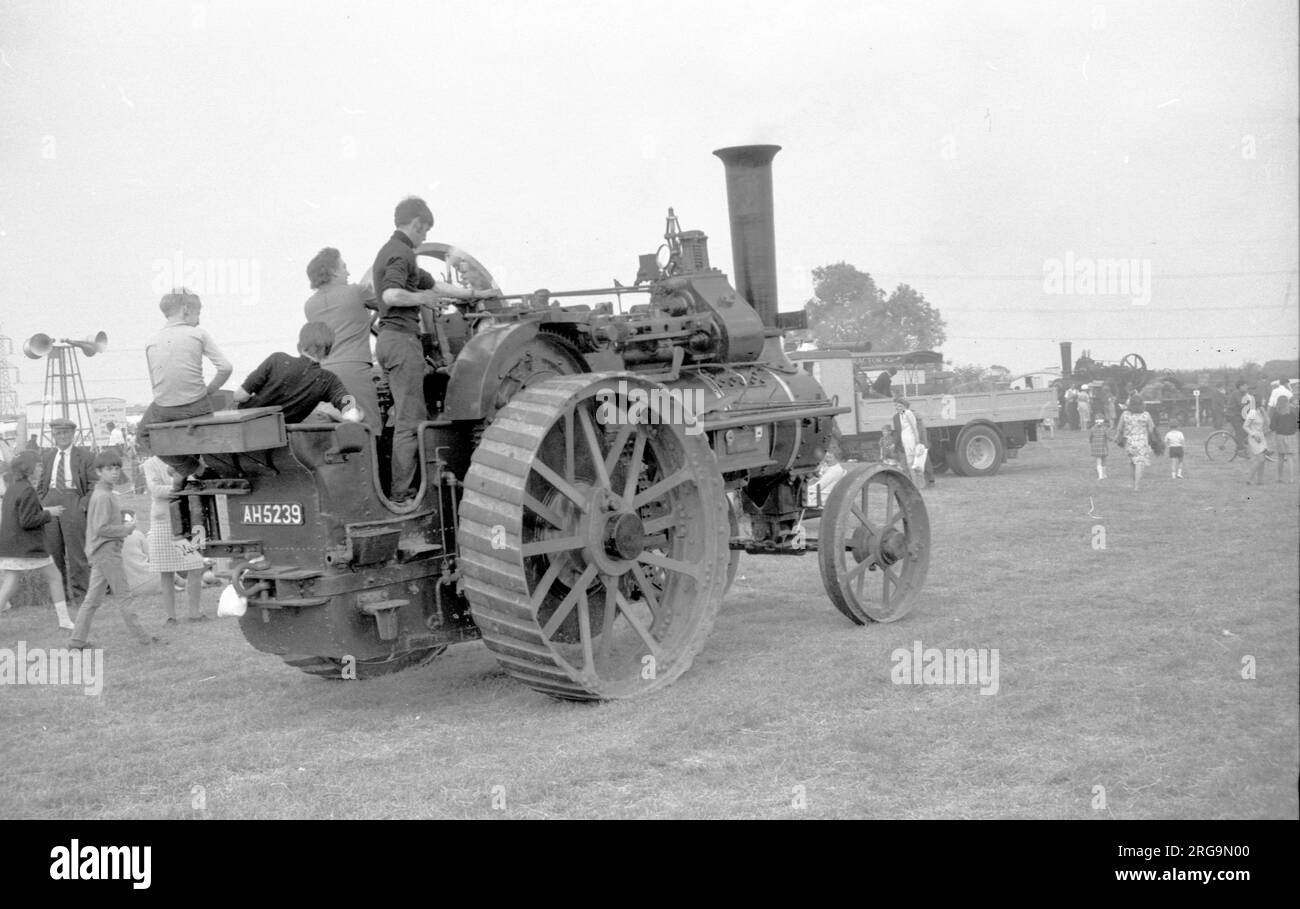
[37,417,94,604]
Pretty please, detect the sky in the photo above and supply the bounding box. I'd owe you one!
[1,0,1297,412]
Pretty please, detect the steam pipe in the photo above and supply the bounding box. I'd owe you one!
[713,145,781,328]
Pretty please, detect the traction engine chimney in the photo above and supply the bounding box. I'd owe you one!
[713,144,781,328]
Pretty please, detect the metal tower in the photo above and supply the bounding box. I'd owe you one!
[0,327,19,420]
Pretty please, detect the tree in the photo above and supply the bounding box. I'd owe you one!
[804,262,947,351]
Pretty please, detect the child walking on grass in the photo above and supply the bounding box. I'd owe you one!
[0,451,72,628]
[1089,415,1110,479]
[68,450,160,650]
[1164,421,1186,479]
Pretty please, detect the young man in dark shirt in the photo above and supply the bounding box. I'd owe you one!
[871,367,898,397]
[371,196,491,502]
[234,322,362,423]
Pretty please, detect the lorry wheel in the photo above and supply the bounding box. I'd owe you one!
[952,424,1005,476]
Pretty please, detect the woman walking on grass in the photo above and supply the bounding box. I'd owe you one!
[1116,395,1156,491]
[0,451,72,628]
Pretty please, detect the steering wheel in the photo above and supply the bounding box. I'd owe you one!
[415,242,500,294]
[358,242,500,303]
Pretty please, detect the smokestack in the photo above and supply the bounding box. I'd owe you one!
[1060,341,1073,378]
[713,145,781,328]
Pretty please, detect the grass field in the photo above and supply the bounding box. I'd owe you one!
[1,425,1296,819]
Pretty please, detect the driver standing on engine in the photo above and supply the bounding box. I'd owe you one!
[372,196,493,503]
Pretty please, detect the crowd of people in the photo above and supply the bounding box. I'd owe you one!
[0,195,497,645]
[1076,380,1297,491]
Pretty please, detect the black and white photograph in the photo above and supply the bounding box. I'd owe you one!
[0,0,1296,844]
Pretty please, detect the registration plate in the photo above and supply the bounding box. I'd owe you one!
[241,503,304,525]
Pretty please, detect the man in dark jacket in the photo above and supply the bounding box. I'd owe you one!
[37,417,94,604]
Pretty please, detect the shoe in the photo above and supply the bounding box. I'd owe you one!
[58,620,75,631]
[69,640,95,650]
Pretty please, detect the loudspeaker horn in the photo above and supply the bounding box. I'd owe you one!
[22,333,52,359]
[66,331,108,357]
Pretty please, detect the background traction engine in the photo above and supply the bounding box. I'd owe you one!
[149,145,931,700]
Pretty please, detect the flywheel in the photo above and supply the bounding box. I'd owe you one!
[817,463,930,624]
[458,373,729,700]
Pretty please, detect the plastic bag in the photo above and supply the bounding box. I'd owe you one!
[217,584,247,618]
[911,443,929,472]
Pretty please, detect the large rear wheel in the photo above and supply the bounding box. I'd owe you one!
[459,374,729,700]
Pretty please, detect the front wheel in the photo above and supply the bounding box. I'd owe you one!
[817,464,930,625]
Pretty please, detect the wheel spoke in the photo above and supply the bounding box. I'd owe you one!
[850,503,881,538]
[596,580,617,667]
[641,512,677,535]
[529,557,565,611]
[628,563,664,621]
[520,535,585,557]
[577,407,612,489]
[638,549,702,581]
[563,408,576,483]
[622,433,647,500]
[522,493,567,530]
[540,564,597,638]
[844,556,873,587]
[632,467,692,510]
[603,422,634,480]
[881,561,898,609]
[576,588,595,674]
[531,459,587,512]
[615,592,663,660]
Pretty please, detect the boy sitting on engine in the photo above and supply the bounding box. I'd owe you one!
[233,322,364,424]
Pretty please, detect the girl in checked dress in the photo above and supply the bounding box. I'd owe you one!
[142,453,206,623]
[1089,415,1110,479]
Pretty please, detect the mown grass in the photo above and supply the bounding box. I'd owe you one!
[1,427,1295,818]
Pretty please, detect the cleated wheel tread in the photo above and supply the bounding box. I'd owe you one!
[460,373,728,701]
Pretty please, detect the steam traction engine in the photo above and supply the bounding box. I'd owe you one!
[149,146,931,700]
